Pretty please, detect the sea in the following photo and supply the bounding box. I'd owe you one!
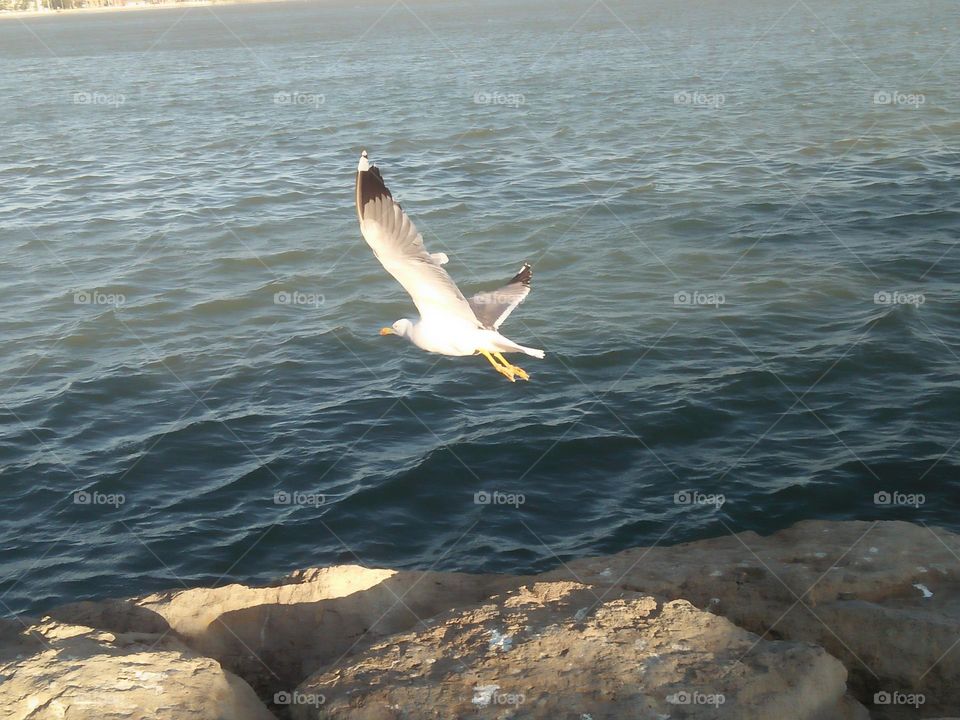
[1,0,958,616]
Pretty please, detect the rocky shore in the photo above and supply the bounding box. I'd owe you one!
[2,520,957,719]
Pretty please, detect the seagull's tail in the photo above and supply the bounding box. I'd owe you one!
[494,335,545,359]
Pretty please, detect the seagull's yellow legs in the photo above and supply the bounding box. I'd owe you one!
[493,352,529,380]
[479,350,529,382]
[480,350,515,382]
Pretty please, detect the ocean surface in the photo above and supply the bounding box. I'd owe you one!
[1,0,958,617]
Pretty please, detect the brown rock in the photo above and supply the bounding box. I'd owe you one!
[546,520,960,718]
[131,564,515,704]
[0,618,274,720]
[10,520,958,719]
[292,581,867,720]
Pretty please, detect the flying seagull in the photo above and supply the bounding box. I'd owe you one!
[355,150,544,382]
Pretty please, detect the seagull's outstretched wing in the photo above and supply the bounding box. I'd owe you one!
[469,263,532,330]
[356,154,480,327]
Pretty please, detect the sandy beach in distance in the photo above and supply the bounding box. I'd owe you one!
[0,0,291,21]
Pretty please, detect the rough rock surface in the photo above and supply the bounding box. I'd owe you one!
[3,520,957,719]
[0,617,273,720]
[129,565,515,703]
[293,581,867,720]
[544,520,960,718]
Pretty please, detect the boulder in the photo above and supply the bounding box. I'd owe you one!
[0,618,274,720]
[46,598,169,635]
[292,581,868,720]
[545,520,960,718]
[130,564,515,705]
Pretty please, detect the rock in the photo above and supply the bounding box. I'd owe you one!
[46,598,169,635]
[8,520,958,719]
[292,581,868,720]
[130,564,515,705]
[545,520,960,718]
[0,618,274,720]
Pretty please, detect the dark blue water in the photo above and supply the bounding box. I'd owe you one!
[1,0,958,617]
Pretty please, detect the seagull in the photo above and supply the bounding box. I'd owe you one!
[355,150,544,382]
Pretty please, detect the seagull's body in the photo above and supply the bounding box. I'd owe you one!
[355,150,544,381]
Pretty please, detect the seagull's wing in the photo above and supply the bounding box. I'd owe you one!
[469,263,532,330]
[356,161,480,326]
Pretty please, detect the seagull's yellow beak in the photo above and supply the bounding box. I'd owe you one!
[379,327,395,336]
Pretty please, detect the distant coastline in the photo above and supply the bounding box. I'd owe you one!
[0,0,292,20]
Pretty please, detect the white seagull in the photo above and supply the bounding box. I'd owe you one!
[355,150,544,382]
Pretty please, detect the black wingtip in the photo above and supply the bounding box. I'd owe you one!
[356,162,392,221]
[510,262,532,287]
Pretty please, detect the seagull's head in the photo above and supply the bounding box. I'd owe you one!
[380,318,413,338]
